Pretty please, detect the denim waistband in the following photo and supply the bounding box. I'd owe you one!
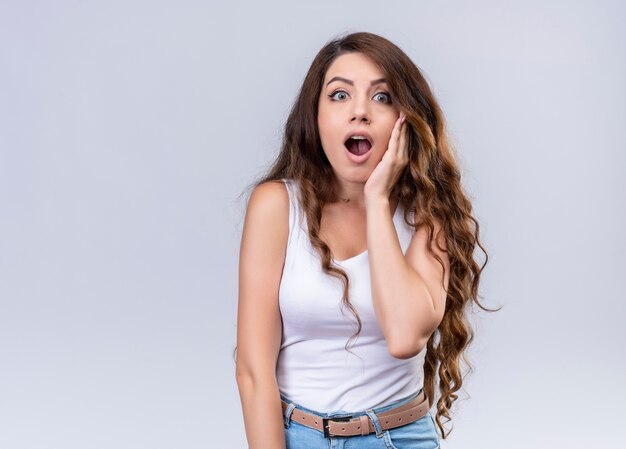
[280,388,424,419]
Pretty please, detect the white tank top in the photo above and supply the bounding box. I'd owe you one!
[276,178,426,413]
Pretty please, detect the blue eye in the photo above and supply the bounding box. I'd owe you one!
[329,90,349,101]
[328,90,392,103]
[374,92,392,103]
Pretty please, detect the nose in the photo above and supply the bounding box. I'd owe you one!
[350,95,370,124]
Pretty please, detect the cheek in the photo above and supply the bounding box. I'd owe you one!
[317,108,329,139]
[317,122,336,158]
[376,131,392,153]
[376,119,398,149]
[317,116,340,149]
[317,122,330,151]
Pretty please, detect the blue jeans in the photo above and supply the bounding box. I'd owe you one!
[281,389,440,449]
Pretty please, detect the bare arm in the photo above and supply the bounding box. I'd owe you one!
[366,198,450,359]
[235,181,289,449]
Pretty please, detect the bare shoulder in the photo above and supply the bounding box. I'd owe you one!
[247,179,289,216]
[239,179,290,275]
[244,180,290,243]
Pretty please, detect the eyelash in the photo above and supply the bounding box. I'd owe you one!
[328,90,392,104]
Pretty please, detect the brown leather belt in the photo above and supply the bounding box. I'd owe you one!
[281,390,430,437]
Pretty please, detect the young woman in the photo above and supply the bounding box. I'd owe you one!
[235,31,491,449]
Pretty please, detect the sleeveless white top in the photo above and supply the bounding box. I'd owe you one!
[276,178,427,413]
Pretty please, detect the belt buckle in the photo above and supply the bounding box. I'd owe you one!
[322,416,352,438]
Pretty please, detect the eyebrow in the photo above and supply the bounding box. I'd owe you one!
[325,76,387,87]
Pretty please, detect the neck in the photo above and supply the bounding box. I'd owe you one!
[331,177,399,215]
[333,178,366,206]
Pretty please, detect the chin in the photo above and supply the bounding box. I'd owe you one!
[337,168,371,184]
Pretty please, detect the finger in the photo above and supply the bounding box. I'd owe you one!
[394,116,407,158]
[399,122,408,161]
[389,116,403,153]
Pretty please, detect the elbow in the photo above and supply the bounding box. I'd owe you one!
[235,359,255,384]
[387,338,426,360]
[235,366,277,390]
[235,369,252,386]
[236,371,263,393]
[235,367,261,386]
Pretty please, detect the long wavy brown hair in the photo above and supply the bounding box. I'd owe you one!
[236,31,498,439]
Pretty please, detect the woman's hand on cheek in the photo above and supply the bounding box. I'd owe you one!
[364,112,409,206]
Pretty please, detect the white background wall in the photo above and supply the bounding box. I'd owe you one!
[1,1,624,448]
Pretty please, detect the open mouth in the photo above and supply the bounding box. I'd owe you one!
[344,137,372,156]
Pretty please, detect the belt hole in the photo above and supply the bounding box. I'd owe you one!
[315,421,318,424]
[342,428,346,431]
[385,421,389,424]
[398,418,402,421]
[357,426,360,429]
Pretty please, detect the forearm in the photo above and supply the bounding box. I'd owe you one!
[236,376,286,449]
[365,198,436,356]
